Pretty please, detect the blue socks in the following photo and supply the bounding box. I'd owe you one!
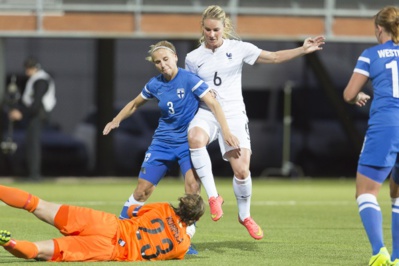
[357,193,384,255]
[391,198,399,260]
[119,194,144,219]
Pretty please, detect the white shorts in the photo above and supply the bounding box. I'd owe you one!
[188,108,251,160]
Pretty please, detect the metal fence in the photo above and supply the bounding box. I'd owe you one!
[0,0,395,41]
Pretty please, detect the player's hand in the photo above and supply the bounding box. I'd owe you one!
[354,92,370,107]
[303,35,325,53]
[223,132,240,150]
[103,121,119,135]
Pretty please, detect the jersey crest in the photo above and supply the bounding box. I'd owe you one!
[144,153,151,162]
[177,88,185,99]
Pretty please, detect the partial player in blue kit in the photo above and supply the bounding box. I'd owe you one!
[103,40,238,225]
[343,6,399,266]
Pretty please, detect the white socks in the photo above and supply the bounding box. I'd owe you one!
[126,194,144,206]
[233,174,252,221]
[190,147,218,198]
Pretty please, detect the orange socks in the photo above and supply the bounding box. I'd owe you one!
[0,185,42,260]
[3,240,38,259]
[0,185,39,212]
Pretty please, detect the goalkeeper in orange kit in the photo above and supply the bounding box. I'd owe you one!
[0,185,204,262]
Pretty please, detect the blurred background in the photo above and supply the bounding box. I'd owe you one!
[0,0,393,178]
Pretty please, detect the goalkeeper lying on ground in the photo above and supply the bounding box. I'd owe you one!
[0,185,204,262]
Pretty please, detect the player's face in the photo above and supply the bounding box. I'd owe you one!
[152,49,178,81]
[202,18,224,50]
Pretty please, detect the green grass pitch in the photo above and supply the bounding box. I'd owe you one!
[0,177,393,265]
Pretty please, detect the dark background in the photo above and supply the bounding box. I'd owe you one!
[0,38,372,178]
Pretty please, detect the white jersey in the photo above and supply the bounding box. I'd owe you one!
[185,39,261,118]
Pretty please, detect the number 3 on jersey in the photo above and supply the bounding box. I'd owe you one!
[386,60,399,98]
[167,101,175,114]
[137,218,174,260]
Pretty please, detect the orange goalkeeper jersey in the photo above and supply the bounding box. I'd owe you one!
[112,203,191,261]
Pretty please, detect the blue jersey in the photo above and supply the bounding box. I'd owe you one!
[141,68,210,144]
[354,40,399,127]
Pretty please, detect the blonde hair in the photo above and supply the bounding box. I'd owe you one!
[145,40,177,62]
[199,5,240,44]
[374,6,399,44]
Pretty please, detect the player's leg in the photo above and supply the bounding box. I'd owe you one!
[119,177,161,219]
[0,185,60,260]
[119,144,169,219]
[226,148,263,240]
[188,109,223,221]
[357,126,398,265]
[221,116,263,240]
[356,168,390,266]
[0,185,60,225]
[226,148,251,218]
[177,147,200,255]
[50,206,118,261]
[0,185,40,212]
[181,165,200,255]
[177,143,201,195]
[0,229,54,261]
[133,179,156,203]
[390,160,399,263]
[183,169,201,195]
[188,126,218,197]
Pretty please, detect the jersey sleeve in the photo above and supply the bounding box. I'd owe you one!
[354,49,371,77]
[140,83,154,100]
[188,73,210,98]
[184,55,197,74]
[240,41,262,65]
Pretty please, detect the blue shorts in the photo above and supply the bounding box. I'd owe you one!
[358,126,399,183]
[138,141,192,185]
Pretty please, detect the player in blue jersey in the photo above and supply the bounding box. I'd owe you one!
[103,40,239,223]
[343,6,399,266]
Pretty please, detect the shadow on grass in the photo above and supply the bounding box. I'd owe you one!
[0,254,35,264]
[185,240,263,259]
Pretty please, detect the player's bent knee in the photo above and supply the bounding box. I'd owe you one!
[188,131,208,148]
[233,169,250,179]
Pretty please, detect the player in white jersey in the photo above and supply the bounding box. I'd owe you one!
[185,5,325,240]
[343,6,399,266]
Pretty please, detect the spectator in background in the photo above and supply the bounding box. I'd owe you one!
[185,5,325,240]
[8,58,56,181]
[343,6,399,266]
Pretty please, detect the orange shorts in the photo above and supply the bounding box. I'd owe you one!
[51,205,118,262]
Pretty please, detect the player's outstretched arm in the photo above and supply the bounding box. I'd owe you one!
[103,94,147,135]
[256,35,325,64]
